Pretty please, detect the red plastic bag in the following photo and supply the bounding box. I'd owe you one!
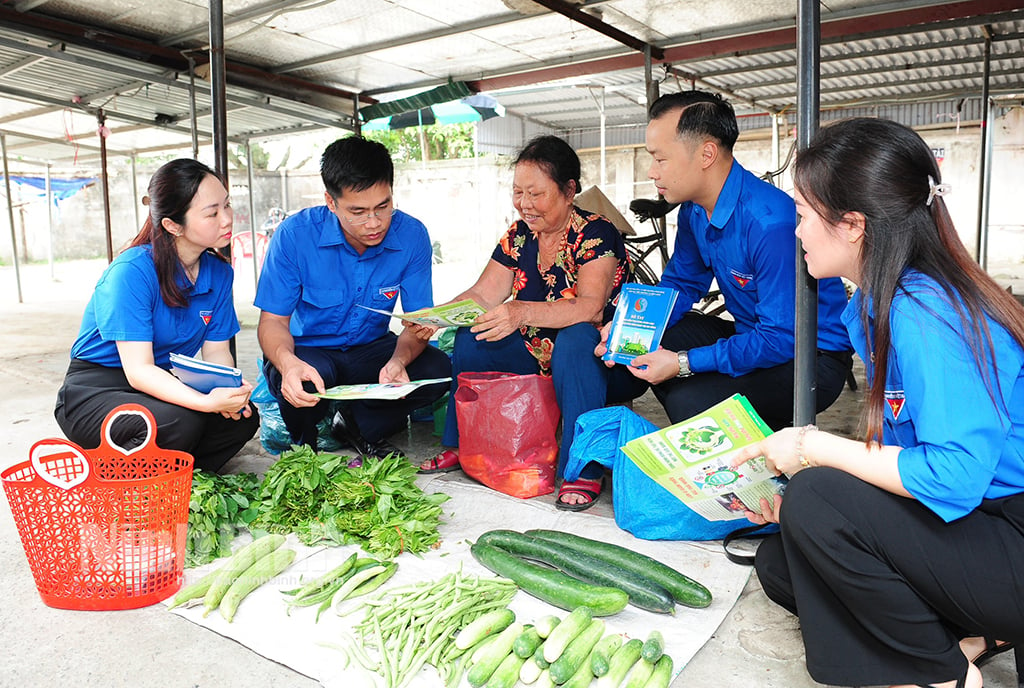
[455,371,560,499]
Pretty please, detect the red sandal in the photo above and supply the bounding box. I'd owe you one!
[555,477,603,512]
[418,449,460,474]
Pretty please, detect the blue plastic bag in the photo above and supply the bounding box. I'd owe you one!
[564,406,763,541]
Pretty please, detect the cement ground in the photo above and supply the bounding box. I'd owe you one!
[0,258,1018,688]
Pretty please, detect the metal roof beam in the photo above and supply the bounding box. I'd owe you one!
[467,0,1024,92]
[275,0,614,75]
[0,34,354,131]
[528,0,663,60]
[160,0,320,46]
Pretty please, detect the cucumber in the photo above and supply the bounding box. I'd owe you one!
[534,614,561,638]
[644,654,674,688]
[477,530,676,614]
[526,530,712,609]
[591,633,624,677]
[467,621,524,687]
[622,655,655,688]
[562,645,602,688]
[470,543,628,616]
[519,652,545,684]
[597,638,643,688]
[456,608,516,650]
[542,606,592,663]
[549,618,605,684]
[513,626,544,658]
[532,645,551,669]
[640,630,664,663]
[483,650,526,688]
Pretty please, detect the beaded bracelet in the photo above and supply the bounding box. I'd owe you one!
[797,424,817,468]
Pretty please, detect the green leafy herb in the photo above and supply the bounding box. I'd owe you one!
[251,446,450,557]
[185,470,261,568]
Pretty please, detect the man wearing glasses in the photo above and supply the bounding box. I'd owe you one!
[255,135,451,459]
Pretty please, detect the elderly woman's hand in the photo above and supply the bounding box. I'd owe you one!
[470,301,529,341]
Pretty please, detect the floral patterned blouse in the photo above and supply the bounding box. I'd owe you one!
[490,206,629,374]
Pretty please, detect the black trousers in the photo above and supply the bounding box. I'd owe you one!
[756,467,1024,686]
[263,333,451,448]
[54,359,260,473]
[655,312,851,430]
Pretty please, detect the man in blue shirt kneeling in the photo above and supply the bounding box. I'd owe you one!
[602,91,853,429]
[255,136,451,458]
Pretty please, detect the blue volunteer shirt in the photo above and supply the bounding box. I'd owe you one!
[70,246,240,368]
[659,159,851,377]
[845,271,1024,522]
[254,206,434,349]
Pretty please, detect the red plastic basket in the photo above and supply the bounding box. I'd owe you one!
[2,404,194,610]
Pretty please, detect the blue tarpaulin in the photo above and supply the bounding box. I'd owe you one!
[1,175,96,202]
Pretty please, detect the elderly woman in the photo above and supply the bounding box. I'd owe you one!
[419,135,638,510]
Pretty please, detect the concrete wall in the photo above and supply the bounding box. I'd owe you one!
[3,107,1022,285]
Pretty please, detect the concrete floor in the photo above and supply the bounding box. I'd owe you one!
[0,258,1018,688]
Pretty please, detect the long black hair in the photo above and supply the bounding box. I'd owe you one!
[128,159,226,308]
[794,117,1024,443]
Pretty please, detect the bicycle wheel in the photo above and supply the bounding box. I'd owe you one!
[627,256,659,285]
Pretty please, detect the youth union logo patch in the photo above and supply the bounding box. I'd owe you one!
[379,285,399,300]
[730,269,753,288]
[199,310,213,325]
[884,389,906,420]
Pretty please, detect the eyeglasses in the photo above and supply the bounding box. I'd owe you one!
[343,206,396,226]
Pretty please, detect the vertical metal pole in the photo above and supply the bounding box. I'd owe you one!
[246,139,259,291]
[771,114,781,174]
[793,0,820,427]
[599,87,607,189]
[975,31,992,269]
[353,94,362,135]
[209,0,229,183]
[1,133,23,303]
[187,56,200,160]
[98,109,113,263]
[644,45,659,109]
[45,163,54,279]
[130,153,140,231]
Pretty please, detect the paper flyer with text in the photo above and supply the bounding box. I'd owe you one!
[358,299,485,327]
[622,394,785,521]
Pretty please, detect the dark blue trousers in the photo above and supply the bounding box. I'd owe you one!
[263,333,451,449]
[441,323,647,480]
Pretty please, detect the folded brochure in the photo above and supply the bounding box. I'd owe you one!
[622,394,784,521]
[602,283,678,365]
[169,352,243,393]
[357,299,486,327]
[317,377,451,401]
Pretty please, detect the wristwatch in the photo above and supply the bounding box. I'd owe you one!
[676,350,693,378]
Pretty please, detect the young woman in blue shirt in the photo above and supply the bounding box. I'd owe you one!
[734,118,1024,688]
[55,159,258,472]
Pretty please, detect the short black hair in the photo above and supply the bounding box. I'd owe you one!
[648,90,739,152]
[320,135,394,198]
[513,135,581,197]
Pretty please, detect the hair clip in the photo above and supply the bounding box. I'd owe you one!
[926,176,951,206]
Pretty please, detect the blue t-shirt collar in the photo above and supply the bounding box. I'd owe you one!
[707,159,742,230]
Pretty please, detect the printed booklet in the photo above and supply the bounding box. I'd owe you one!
[316,377,452,401]
[602,283,678,365]
[357,299,486,328]
[169,352,243,394]
[621,394,784,521]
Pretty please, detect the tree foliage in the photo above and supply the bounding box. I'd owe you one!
[364,123,477,163]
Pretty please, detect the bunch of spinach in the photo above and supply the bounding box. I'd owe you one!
[186,470,261,567]
[252,446,450,558]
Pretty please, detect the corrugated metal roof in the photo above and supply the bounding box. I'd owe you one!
[0,0,1017,171]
